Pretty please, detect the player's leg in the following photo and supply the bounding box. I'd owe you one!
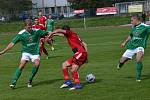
[117,49,133,70]
[43,47,49,59]
[69,64,82,90]
[28,55,40,87]
[40,38,49,59]
[46,37,55,51]
[135,51,144,82]
[40,38,44,55]
[69,52,87,90]
[10,60,28,89]
[117,57,130,70]
[60,59,72,88]
[10,53,30,89]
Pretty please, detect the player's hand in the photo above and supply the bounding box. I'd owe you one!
[121,42,126,47]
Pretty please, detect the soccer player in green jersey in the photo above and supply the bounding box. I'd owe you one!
[0,19,49,89]
[46,14,54,32]
[117,14,150,82]
[45,14,55,51]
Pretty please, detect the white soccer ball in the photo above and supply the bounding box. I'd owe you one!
[86,74,95,83]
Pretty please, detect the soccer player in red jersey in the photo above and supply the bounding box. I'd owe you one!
[38,11,54,52]
[32,18,46,30]
[49,25,88,90]
[38,11,47,27]
[32,18,49,59]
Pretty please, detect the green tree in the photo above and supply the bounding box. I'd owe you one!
[0,0,32,20]
[68,0,145,9]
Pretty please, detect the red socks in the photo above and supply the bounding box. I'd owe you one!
[63,67,80,84]
[63,68,69,80]
[72,71,80,84]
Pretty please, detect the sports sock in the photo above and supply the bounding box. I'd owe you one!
[63,67,69,80]
[136,62,143,80]
[28,67,39,82]
[72,71,80,84]
[11,68,22,85]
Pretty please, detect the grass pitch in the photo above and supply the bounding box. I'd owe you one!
[0,26,150,100]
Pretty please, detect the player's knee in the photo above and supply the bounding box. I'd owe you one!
[62,62,67,69]
[19,61,27,69]
[71,65,79,72]
[71,67,77,72]
[19,66,25,70]
[34,59,40,66]
[136,59,142,62]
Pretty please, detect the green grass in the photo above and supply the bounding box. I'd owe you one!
[0,21,24,32]
[56,16,130,28]
[0,16,130,32]
[1,26,150,100]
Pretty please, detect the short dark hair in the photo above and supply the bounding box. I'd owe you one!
[131,14,141,21]
[24,19,32,26]
[62,25,70,30]
[34,17,38,20]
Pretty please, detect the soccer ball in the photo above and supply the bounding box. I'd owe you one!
[86,74,95,83]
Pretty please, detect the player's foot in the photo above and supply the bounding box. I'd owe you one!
[136,79,141,82]
[60,80,72,88]
[117,64,121,70]
[51,47,55,51]
[69,84,82,90]
[27,81,32,88]
[9,84,15,89]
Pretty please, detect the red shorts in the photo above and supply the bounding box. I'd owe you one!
[67,52,87,66]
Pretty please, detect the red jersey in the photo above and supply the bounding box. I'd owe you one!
[38,16,47,26]
[32,24,46,30]
[65,30,86,53]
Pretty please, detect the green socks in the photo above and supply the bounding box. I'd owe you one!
[11,68,22,85]
[28,67,39,82]
[136,62,143,80]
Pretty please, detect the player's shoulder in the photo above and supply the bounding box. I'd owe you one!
[43,16,47,19]
[18,29,26,34]
[140,23,150,27]
[137,23,150,30]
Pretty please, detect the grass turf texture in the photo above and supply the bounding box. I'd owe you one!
[0,26,150,100]
[0,16,130,32]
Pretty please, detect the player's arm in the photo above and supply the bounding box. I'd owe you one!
[0,42,15,55]
[121,35,131,47]
[48,29,65,38]
[45,20,47,29]
[82,41,88,52]
[0,33,21,55]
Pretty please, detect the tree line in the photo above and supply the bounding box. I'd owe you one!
[0,0,32,20]
[68,0,145,9]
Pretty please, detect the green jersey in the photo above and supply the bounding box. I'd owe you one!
[11,29,48,55]
[46,19,54,32]
[126,23,150,49]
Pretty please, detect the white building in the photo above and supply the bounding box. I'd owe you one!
[32,0,73,17]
